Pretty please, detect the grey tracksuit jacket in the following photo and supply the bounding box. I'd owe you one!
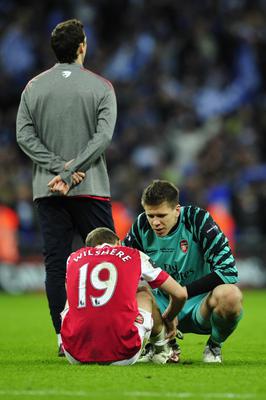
[16,62,117,200]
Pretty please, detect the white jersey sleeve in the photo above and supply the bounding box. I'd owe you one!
[139,251,169,289]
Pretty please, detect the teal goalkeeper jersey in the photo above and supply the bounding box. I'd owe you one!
[123,206,238,287]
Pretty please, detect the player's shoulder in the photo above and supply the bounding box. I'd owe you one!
[80,67,114,91]
[181,205,210,230]
[182,205,209,218]
[116,244,141,257]
[24,67,55,92]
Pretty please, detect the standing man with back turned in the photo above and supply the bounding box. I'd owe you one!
[16,19,117,355]
[124,180,243,363]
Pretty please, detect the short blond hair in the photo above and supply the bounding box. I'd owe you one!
[85,227,119,247]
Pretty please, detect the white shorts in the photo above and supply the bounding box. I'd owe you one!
[63,307,153,366]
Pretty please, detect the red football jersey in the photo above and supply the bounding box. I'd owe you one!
[61,244,169,363]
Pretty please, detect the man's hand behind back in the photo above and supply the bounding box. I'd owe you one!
[48,171,86,195]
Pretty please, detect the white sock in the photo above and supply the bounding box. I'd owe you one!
[150,325,168,353]
[57,333,62,347]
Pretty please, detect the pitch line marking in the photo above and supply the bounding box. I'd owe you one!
[0,390,260,398]
[126,392,257,399]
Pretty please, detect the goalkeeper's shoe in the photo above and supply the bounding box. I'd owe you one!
[203,338,222,363]
[58,343,65,357]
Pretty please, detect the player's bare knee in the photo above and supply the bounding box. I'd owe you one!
[136,286,153,308]
[224,286,242,316]
[214,284,243,318]
[137,285,150,293]
[137,285,152,299]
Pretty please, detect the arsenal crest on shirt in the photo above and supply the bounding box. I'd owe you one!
[180,239,188,253]
[135,313,144,324]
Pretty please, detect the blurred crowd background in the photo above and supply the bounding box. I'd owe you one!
[0,0,266,288]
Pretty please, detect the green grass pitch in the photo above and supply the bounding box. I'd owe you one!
[0,290,265,400]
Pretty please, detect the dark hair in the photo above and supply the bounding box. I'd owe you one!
[141,180,179,207]
[85,228,120,247]
[51,19,85,63]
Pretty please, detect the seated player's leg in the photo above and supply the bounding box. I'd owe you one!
[136,287,180,364]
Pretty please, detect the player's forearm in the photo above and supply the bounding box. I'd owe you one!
[17,132,66,173]
[164,292,187,322]
[16,97,66,173]
[67,131,112,173]
[160,277,187,321]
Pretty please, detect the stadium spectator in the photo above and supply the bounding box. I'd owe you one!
[124,180,243,363]
[16,18,117,354]
[61,227,187,365]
